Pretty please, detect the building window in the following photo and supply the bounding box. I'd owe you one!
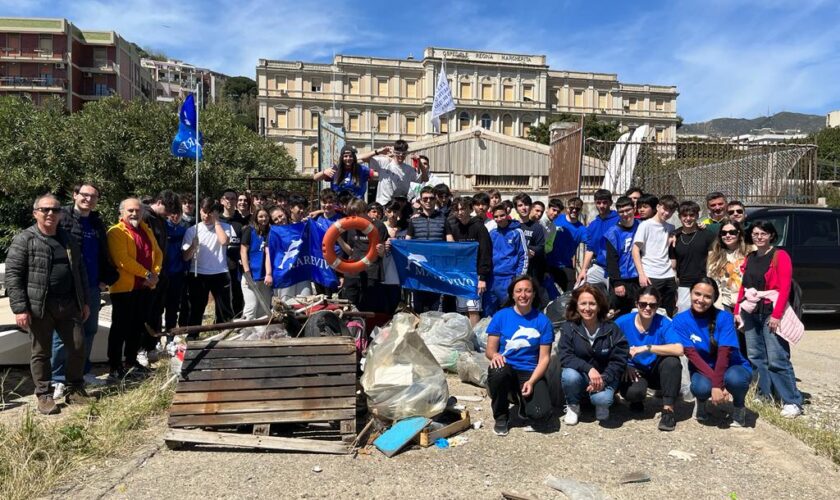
[460,81,472,99]
[481,83,493,100]
[406,80,417,98]
[480,113,492,130]
[503,84,514,101]
[655,99,664,111]
[628,98,638,110]
[440,117,449,134]
[377,115,388,133]
[523,84,534,101]
[275,110,287,128]
[655,128,665,142]
[276,76,287,92]
[377,78,389,96]
[598,92,608,109]
[311,78,321,92]
[349,77,359,95]
[574,90,584,107]
[38,35,53,56]
[522,121,532,137]
[406,117,416,135]
[502,114,514,136]
[349,114,360,132]
[311,147,319,169]
[474,175,530,188]
[93,47,107,67]
[309,111,319,130]
[459,111,470,131]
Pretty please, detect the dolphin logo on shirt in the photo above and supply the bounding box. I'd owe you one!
[690,333,702,344]
[407,253,428,270]
[502,326,541,356]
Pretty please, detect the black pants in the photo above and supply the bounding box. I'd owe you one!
[547,266,576,293]
[610,278,640,316]
[487,365,551,421]
[188,272,233,337]
[144,273,169,350]
[29,297,84,395]
[218,266,243,319]
[411,290,441,314]
[619,356,682,407]
[109,289,153,371]
[164,272,186,330]
[649,277,677,317]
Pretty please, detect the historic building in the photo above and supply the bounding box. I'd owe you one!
[141,58,228,104]
[0,17,154,111]
[257,47,679,173]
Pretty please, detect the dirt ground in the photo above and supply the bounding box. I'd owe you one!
[3,314,839,499]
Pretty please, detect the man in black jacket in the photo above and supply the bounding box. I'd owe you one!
[52,183,119,394]
[448,196,492,326]
[406,185,452,313]
[6,194,91,414]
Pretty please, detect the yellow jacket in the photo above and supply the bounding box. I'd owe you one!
[107,220,163,294]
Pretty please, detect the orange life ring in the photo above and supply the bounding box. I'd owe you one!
[322,216,380,274]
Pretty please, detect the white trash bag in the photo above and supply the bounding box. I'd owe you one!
[417,312,474,372]
[360,313,449,420]
[456,351,490,388]
[472,316,491,352]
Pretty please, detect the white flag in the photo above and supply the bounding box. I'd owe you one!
[430,61,455,133]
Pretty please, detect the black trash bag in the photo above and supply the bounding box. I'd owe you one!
[295,310,350,338]
[543,291,573,330]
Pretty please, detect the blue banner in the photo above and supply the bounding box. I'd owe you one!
[389,240,479,299]
[268,219,338,289]
[171,94,204,159]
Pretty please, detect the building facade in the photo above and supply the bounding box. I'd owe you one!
[141,58,228,104]
[827,110,840,128]
[0,17,153,112]
[257,47,679,173]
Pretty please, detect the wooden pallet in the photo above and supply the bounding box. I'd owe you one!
[416,408,471,447]
[166,337,357,452]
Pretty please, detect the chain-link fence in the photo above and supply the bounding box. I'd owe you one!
[584,140,818,205]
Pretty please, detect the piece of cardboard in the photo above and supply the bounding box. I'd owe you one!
[373,416,431,458]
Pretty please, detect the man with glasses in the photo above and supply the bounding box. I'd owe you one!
[52,183,118,398]
[361,139,429,205]
[406,185,452,312]
[726,200,747,225]
[6,194,92,414]
[546,197,585,294]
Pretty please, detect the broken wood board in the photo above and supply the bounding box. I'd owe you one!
[416,409,471,447]
[164,428,348,454]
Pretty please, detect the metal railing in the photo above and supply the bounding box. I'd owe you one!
[0,76,66,89]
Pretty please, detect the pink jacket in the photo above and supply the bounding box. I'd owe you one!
[740,288,804,345]
[735,248,793,319]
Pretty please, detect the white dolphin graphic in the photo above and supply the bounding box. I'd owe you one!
[407,252,428,270]
[502,326,541,356]
[280,238,303,269]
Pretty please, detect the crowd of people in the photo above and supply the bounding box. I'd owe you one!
[4,138,803,434]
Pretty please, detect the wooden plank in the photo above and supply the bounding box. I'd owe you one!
[163,428,349,454]
[187,337,355,349]
[181,364,356,382]
[183,353,355,371]
[168,408,356,427]
[169,397,355,416]
[175,373,354,393]
[173,385,356,404]
[340,419,356,444]
[183,344,355,360]
[418,410,471,447]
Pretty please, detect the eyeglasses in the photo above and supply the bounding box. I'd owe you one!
[420,197,435,202]
[34,207,61,214]
[77,192,98,199]
[728,209,744,215]
[568,206,582,212]
[720,229,739,236]
[637,301,658,310]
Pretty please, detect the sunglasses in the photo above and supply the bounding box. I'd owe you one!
[728,209,744,215]
[35,207,61,214]
[720,229,739,236]
[568,206,582,211]
[420,196,435,202]
[637,301,658,310]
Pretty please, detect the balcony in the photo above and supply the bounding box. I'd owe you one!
[78,61,117,74]
[0,49,66,64]
[0,76,67,92]
[78,87,116,100]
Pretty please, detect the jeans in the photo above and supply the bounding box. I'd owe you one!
[30,297,84,395]
[561,367,619,407]
[487,365,551,421]
[690,365,751,408]
[742,312,803,406]
[619,356,682,406]
[51,286,100,382]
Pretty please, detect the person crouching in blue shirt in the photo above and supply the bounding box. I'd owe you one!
[486,275,554,436]
[614,286,684,431]
[559,284,629,425]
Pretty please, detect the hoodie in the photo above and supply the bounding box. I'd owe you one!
[448,216,493,281]
[585,210,620,269]
[489,219,528,278]
[559,320,629,386]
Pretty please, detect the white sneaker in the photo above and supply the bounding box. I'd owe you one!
[780,404,802,418]
[595,405,610,422]
[52,382,66,400]
[136,350,150,368]
[731,407,747,428]
[84,373,107,386]
[694,400,709,422]
[564,404,580,426]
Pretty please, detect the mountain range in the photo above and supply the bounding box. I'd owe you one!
[680,112,825,137]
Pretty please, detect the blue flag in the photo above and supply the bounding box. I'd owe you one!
[171,94,204,159]
[389,240,479,299]
[268,219,338,289]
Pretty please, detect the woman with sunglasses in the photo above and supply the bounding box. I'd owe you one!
[672,278,752,426]
[734,221,803,418]
[313,145,375,200]
[614,286,684,431]
[559,284,629,425]
[707,221,751,312]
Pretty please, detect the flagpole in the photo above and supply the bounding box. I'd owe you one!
[193,81,201,276]
[447,110,452,184]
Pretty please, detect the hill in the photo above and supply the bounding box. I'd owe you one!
[681,111,824,137]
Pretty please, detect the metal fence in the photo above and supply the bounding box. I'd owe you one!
[548,120,584,198]
[583,140,818,205]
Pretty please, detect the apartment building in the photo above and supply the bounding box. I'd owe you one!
[257,47,679,172]
[141,58,228,104]
[0,17,153,111]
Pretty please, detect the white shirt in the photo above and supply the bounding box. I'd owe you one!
[633,218,675,279]
[369,155,422,205]
[182,221,234,275]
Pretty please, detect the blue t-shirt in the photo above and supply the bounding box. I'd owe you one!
[614,312,678,371]
[330,165,370,199]
[584,210,620,268]
[487,307,554,372]
[603,219,639,279]
[671,309,752,373]
[547,216,585,268]
[78,216,99,287]
[165,219,188,275]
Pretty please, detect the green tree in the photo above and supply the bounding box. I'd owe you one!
[526,113,622,145]
[223,76,258,98]
[221,77,259,132]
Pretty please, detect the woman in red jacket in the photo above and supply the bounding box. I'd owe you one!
[734,220,803,418]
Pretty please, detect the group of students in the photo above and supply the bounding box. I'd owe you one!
[483,188,805,436]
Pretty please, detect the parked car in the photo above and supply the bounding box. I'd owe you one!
[746,206,840,314]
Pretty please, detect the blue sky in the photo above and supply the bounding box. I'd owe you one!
[4,0,840,122]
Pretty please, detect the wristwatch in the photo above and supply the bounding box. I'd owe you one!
[145,271,152,280]
[646,344,653,353]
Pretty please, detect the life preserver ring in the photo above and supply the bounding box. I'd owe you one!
[322,216,380,274]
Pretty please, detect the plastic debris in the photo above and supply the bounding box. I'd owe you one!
[417,312,474,371]
[668,450,696,461]
[456,351,490,388]
[544,475,607,500]
[453,395,484,402]
[448,435,469,447]
[472,420,483,430]
[312,466,322,473]
[434,438,449,448]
